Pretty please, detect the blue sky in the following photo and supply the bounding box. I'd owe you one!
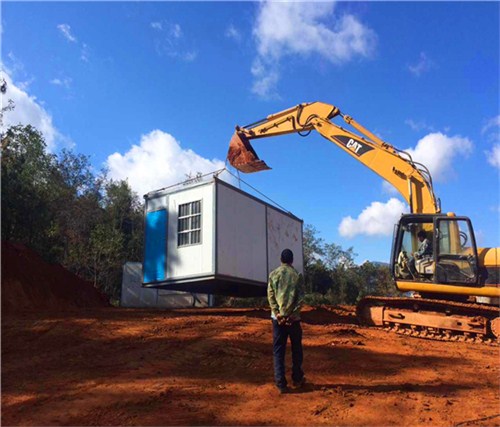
[2,1,499,263]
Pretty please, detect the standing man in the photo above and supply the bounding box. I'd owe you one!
[267,248,305,394]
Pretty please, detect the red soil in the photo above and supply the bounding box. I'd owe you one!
[2,306,499,426]
[1,242,499,426]
[2,241,108,312]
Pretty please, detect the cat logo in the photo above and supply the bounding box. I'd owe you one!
[346,138,363,154]
[333,135,374,157]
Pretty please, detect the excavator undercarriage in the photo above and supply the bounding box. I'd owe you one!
[357,296,500,345]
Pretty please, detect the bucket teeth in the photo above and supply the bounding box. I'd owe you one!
[227,132,271,173]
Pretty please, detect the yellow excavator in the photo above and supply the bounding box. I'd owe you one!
[227,101,500,343]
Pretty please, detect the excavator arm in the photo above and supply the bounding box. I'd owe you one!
[227,102,440,215]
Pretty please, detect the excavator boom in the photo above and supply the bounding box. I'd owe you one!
[227,102,440,215]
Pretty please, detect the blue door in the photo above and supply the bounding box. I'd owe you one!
[144,209,167,283]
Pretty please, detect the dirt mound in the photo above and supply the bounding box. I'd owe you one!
[1,241,108,313]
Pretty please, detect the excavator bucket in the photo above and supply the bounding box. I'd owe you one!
[227,131,271,173]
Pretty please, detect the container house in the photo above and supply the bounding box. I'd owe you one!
[142,177,303,296]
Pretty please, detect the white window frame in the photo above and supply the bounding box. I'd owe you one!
[177,200,202,247]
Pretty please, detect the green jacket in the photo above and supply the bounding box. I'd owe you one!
[267,263,305,320]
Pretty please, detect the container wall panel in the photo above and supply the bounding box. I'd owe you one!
[122,263,211,308]
[267,207,304,276]
[217,183,268,283]
[122,263,158,307]
[166,184,214,280]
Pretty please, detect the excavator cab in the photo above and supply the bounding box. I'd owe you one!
[392,214,479,287]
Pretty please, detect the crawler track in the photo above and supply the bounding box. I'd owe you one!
[357,296,500,345]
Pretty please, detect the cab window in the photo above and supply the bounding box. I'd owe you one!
[394,222,434,281]
[436,219,477,284]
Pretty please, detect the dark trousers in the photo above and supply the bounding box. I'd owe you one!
[272,319,304,389]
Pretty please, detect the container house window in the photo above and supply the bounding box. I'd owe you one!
[178,201,202,246]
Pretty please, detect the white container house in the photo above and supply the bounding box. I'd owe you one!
[142,177,304,296]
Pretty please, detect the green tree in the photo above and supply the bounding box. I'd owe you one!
[357,262,397,300]
[324,242,357,270]
[302,224,329,293]
[51,149,104,264]
[303,224,325,268]
[89,223,125,298]
[104,179,143,262]
[1,124,145,301]
[1,125,59,257]
[86,179,144,299]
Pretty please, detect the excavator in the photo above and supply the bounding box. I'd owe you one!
[227,101,500,344]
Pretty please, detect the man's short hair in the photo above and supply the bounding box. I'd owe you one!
[417,230,427,239]
[281,249,293,264]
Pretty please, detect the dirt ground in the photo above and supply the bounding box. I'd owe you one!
[2,306,499,426]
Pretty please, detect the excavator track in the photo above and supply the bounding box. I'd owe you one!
[356,296,500,345]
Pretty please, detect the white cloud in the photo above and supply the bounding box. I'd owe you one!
[405,118,434,132]
[225,24,242,42]
[482,115,500,169]
[348,131,473,237]
[151,22,196,62]
[339,198,408,238]
[482,115,500,136]
[105,130,228,196]
[486,144,500,169]
[7,52,24,74]
[404,132,473,182]
[1,72,59,151]
[50,77,72,89]
[252,1,376,98]
[182,51,197,62]
[408,52,435,77]
[57,24,90,62]
[382,181,399,195]
[171,23,182,39]
[80,43,90,62]
[251,59,280,100]
[150,21,181,38]
[151,22,163,31]
[57,24,77,43]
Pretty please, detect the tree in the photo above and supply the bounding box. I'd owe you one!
[86,179,144,299]
[302,224,328,293]
[357,262,397,299]
[307,263,333,295]
[51,149,104,263]
[324,242,357,270]
[303,224,325,269]
[103,179,143,261]
[1,124,145,301]
[1,125,59,257]
[89,223,125,298]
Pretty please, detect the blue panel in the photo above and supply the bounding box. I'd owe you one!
[144,209,167,283]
